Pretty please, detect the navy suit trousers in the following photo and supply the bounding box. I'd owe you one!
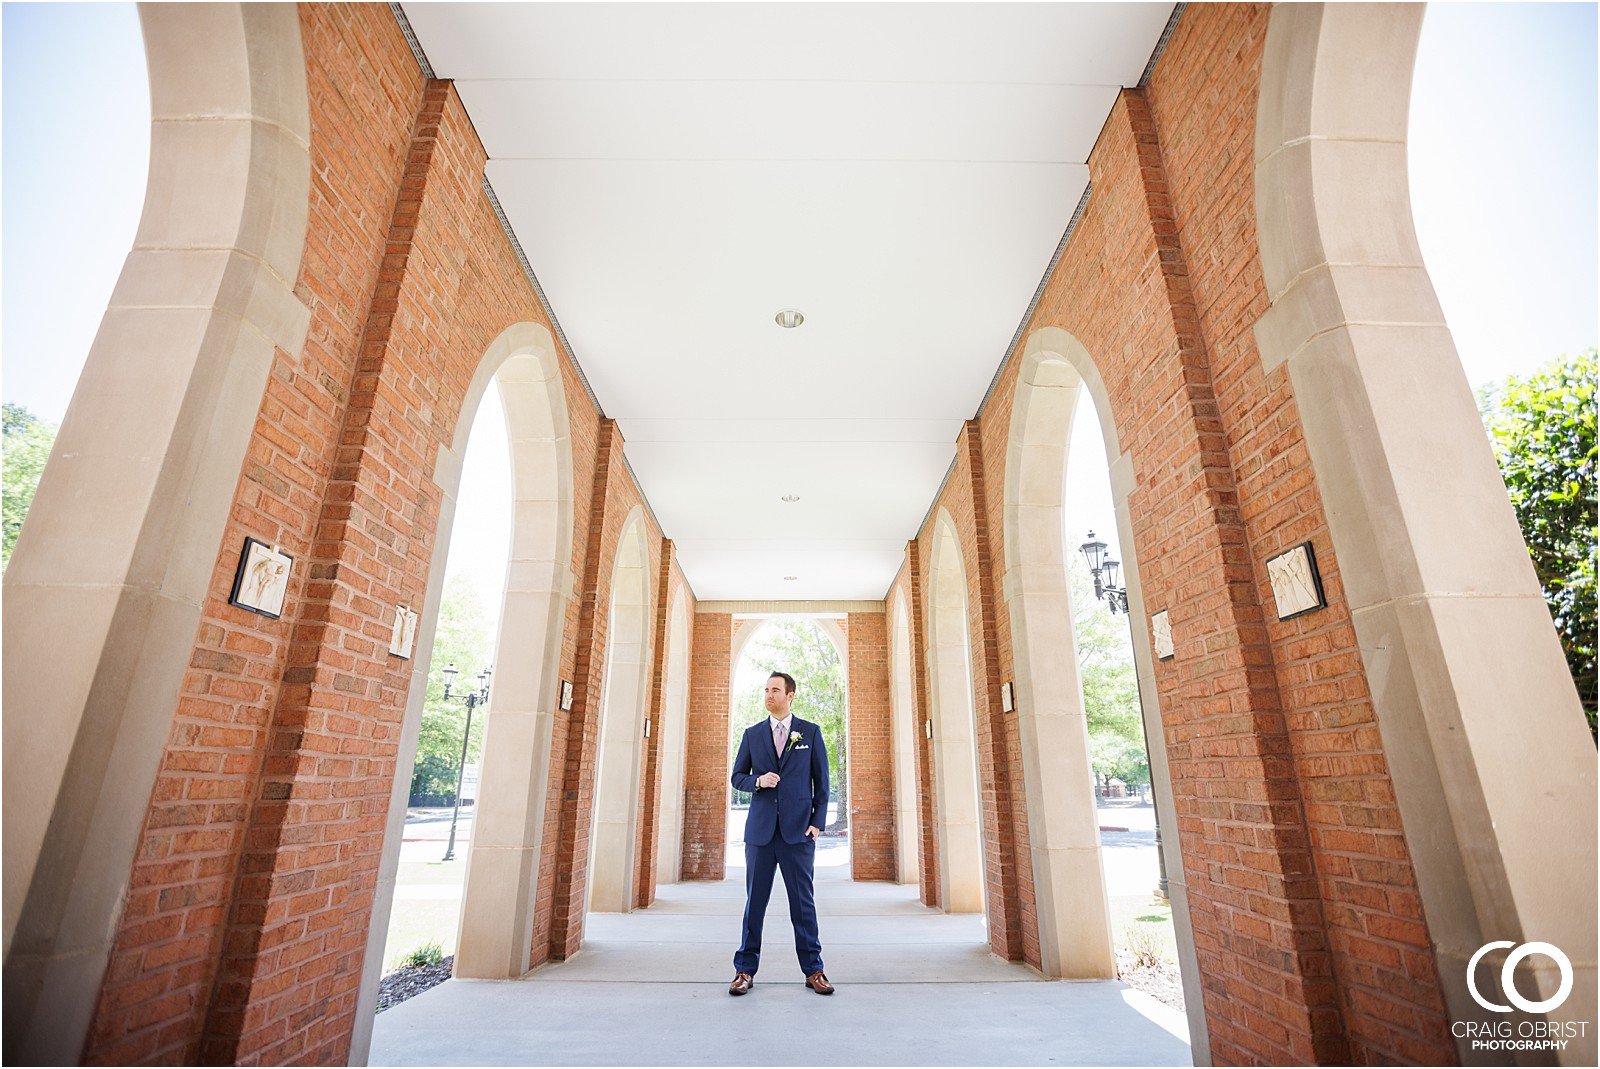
[733,834,823,976]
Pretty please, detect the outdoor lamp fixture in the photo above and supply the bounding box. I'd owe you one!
[1079,531,1129,615]
[439,662,493,861]
[774,308,804,329]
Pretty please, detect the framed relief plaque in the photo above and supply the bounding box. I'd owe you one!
[1151,610,1174,661]
[389,606,419,659]
[1266,541,1326,621]
[229,538,293,619]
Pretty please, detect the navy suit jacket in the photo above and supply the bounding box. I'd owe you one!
[730,715,829,846]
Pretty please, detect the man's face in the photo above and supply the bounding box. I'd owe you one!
[764,678,792,716]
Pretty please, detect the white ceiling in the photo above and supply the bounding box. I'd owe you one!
[403,2,1174,601]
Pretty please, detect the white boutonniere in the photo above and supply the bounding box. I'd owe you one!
[788,730,802,746]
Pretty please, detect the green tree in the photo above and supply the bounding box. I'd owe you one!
[2,402,58,570]
[731,619,848,824]
[409,575,494,800]
[1480,350,1598,733]
[1069,553,1149,788]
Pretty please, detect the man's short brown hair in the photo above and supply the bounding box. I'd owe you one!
[768,671,796,695]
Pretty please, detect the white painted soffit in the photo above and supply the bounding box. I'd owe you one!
[401,3,1174,601]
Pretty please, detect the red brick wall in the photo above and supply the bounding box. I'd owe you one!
[632,542,685,909]
[898,4,1454,1064]
[84,5,676,1062]
[893,546,940,907]
[630,537,675,908]
[84,9,429,1060]
[682,613,732,879]
[845,612,894,880]
[74,4,1455,1065]
[536,430,671,963]
[962,423,1036,966]
[1143,6,1453,1062]
[908,437,1033,964]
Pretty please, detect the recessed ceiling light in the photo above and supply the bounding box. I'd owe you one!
[781,494,800,502]
[774,308,804,329]
[784,576,798,581]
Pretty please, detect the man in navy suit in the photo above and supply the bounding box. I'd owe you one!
[727,670,833,996]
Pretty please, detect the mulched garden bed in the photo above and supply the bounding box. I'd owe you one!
[1115,950,1185,1011]
[376,955,454,1012]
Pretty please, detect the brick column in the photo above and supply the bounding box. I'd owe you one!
[632,541,675,908]
[845,611,894,881]
[963,423,1034,965]
[681,613,731,879]
[1122,87,1345,1065]
[905,542,940,908]
[198,80,453,1065]
[543,420,616,960]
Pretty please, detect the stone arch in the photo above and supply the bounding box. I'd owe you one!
[350,321,574,1054]
[730,614,849,673]
[887,592,920,885]
[728,615,851,788]
[1255,6,1596,1055]
[1,6,310,1061]
[655,589,693,885]
[588,508,654,913]
[812,618,850,673]
[1004,329,1207,1040]
[927,512,985,914]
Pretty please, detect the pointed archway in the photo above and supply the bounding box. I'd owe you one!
[587,510,654,913]
[352,321,574,1058]
[654,590,693,885]
[927,514,986,915]
[888,594,920,884]
[1003,328,1205,1044]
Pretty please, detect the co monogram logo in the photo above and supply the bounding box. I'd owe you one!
[1468,942,1574,1014]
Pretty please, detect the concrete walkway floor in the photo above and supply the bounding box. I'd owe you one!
[369,858,1191,1066]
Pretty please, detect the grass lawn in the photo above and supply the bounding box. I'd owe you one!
[399,857,469,884]
[1107,893,1178,964]
[380,859,466,972]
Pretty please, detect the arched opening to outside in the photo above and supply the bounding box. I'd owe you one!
[1001,330,1202,1044]
[887,594,920,885]
[587,511,654,913]
[354,325,574,1056]
[373,378,511,990]
[728,617,851,871]
[927,516,985,914]
[1059,375,1182,1003]
[654,591,692,885]
[1254,8,1596,1052]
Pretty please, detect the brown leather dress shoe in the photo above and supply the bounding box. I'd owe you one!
[729,972,753,996]
[806,971,834,995]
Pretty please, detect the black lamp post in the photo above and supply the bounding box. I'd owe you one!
[1079,530,1129,614]
[439,662,492,862]
[1077,531,1168,902]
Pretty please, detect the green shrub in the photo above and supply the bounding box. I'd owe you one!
[1121,925,1163,970]
[399,940,444,969]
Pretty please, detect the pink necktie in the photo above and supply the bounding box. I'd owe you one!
[773,720,786,762]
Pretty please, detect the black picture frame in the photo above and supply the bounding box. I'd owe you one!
[228,536,293,620]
